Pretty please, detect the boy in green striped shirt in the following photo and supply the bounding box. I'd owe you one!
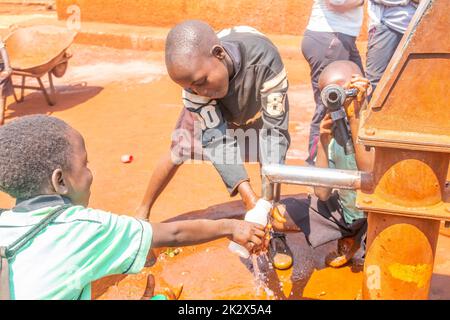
[0,115,265,300]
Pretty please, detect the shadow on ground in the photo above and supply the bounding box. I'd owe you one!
[4,82,103,121]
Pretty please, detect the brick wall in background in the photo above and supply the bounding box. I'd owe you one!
[55,0,368,39]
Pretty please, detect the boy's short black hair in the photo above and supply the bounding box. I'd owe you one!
[318,60,363,91]
[165,20,220,68]
[0,115,73,200]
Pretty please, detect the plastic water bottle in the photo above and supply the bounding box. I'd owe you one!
[228,199,272,258]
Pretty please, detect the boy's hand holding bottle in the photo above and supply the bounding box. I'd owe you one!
[229,199,272,258]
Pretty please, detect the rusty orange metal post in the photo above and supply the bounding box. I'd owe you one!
[357,0,450,299]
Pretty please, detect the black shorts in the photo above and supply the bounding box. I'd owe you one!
[281,192,367,249]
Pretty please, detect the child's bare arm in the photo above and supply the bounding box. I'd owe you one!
[150,219,265,250]
[136,151,181,220]
[314,114,334,201]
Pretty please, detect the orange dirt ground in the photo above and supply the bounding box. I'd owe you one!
[0,4,449,300]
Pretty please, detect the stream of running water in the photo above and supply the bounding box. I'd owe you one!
[251,254,276,299]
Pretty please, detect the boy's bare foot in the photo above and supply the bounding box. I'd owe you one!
[325,237,359,268]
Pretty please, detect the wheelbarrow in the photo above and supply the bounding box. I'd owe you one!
[4,25,77,106]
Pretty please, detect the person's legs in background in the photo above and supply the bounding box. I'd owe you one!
[366,23,403,101]
[338,33,365,75]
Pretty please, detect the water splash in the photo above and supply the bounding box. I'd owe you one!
[250,254,276,299]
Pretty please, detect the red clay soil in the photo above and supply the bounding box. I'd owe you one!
[0,41,448,299]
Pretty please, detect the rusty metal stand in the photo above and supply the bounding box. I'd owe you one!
[357,0,450,299]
